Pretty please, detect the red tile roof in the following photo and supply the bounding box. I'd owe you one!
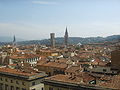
[43,62,68,69]
[0,67,37,76]
[65,66,82,73]
[45,72,95,85]
[9,54,39,59]
[37,61,68,69]
[97,75,120,89]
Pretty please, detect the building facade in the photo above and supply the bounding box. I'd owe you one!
[0,68,47,90]
[111,50,120,69]
[9,54,40,67]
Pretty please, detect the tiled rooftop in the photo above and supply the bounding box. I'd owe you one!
[42,62,68,69]
[65,66,83,73]
[97,75,120,89]
[0,67,37,77]
[9,54,39,59]
[45,72,95,85]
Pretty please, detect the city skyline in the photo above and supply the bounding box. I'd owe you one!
[0,0,120,40]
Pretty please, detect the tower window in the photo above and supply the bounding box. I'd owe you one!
[16,81,19,84]
[32,82,35,86]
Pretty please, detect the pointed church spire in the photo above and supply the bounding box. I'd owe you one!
[64,27,68,46]
[65,27,68,35]
[13,35,16,46]
[13,35,16,43]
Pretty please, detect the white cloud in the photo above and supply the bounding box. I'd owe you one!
[32,1,59,5]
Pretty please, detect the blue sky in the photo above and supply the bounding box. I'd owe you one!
[0,0,120,40]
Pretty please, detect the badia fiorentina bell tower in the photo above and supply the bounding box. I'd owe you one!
[64,27,69,46]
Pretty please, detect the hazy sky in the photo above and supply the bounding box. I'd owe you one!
[0,0,120,40]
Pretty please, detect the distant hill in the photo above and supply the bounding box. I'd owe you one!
[18,35,120,45]
[0,36,24,42]
[0,35,120,45]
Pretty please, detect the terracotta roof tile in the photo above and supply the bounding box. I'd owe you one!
[43,62,68,69]
[45,73,95,85]
[0,67,37,76]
